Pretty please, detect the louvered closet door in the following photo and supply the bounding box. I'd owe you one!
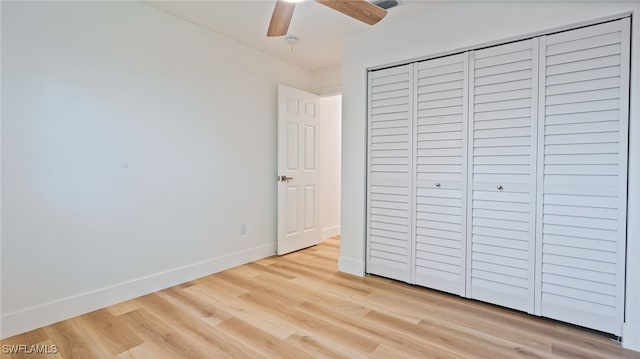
[468,39,538,313]
[536,19,629,335]
[413,54,468,295]
[367,64,414,282]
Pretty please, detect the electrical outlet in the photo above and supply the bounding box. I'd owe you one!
[240,224,247,235]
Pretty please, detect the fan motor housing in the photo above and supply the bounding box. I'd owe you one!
[373,0,399,10]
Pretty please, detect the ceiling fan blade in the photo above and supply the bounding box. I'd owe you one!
[267,0,296,37]
[315,0,387,25]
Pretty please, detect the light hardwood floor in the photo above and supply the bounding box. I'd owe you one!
[2,236,638,358]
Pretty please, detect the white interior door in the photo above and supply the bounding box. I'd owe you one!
[535,18,629,335]
[277,84,321,255]
[413,53,469,296]
[467,38,539,313]
[366,64,414,283]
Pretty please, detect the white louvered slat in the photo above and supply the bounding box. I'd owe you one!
[367,64,414,282]
[468,38,538,313]
[413,53,468,295]
[535,18,629,335]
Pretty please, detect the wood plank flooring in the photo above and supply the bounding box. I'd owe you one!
[2,237,638,358]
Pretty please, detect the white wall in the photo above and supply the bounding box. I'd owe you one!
[320,95,341,239]
[340,1,640,351]
[1,1,313,338]
[310,65,342,95]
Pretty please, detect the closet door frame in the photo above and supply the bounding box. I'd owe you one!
[365,15,630,336]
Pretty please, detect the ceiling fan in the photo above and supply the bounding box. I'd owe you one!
[267,0,388,37]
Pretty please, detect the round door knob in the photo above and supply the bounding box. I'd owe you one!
[497,185,503,190]
[435,182,441,188]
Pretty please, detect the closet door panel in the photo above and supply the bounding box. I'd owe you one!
[413,54,468,295]
[367,64,414,282]
[536,18,629,335]
[468,39,538,313]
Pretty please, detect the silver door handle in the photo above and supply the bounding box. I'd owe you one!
[279,175,294,183]
[497,185,503,190]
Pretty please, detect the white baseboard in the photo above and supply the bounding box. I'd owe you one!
[623,322,640,352]
[338,256,365,277]
[0,243,275,339]
[322,225,341,240]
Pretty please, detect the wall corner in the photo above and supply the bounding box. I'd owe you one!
[338,256,365,276]
[623,322,640,352]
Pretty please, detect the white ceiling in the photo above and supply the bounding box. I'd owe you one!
[145,1,444,71]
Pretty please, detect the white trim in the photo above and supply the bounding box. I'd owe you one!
[465,51,474,299]
[460,52,469,298]
[623,8,640,351]
[365,68,373,277]
[534,33,547,317]
[409,62,416,285]
[322,225,341,240]
[528,37,540,316]
[0,243,275,339]
[618,16,631,339]
[338,256,365,276]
